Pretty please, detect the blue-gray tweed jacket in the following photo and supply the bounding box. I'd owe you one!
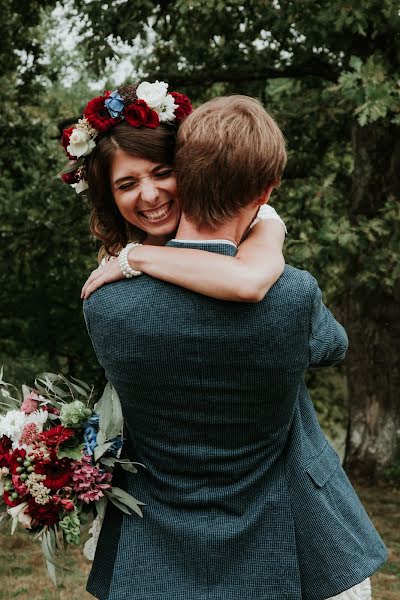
[83,241,387,600]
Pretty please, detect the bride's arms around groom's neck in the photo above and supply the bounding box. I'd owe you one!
[81,219,285,302]
[128,219,285,303]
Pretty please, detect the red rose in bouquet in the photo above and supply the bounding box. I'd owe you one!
[84,92,121,132]
[125,100,160,128]
[170,92,192,122]
[28,497,62,527]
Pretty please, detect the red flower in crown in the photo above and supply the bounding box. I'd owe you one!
[124,100,160,128]
[170,92,192,122]
[84,91,121,132]
[61,127,75,159]
[61,170,80,185]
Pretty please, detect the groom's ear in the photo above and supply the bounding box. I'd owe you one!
[254,183,275,207]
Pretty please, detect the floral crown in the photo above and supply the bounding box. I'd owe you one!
[60,81,192,194]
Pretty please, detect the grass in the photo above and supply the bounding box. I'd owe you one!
[0,483,398,599]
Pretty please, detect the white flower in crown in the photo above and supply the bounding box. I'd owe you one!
[67,124,96,158]
[71,179,90,194]
[158,93,178,122]
[136,80,169,110]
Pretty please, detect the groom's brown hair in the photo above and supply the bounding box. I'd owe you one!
[176,95,286,226]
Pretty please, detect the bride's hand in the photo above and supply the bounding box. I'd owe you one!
[81,257,123,299]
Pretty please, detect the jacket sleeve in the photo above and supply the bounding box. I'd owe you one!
[307,274,348,367]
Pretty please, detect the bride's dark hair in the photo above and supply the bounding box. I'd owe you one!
[87,121,177,258]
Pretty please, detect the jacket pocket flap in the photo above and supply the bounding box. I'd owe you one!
[306,442,341,488]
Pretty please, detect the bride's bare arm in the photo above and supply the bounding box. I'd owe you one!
[127,219,285,302]
[81,219,285,302]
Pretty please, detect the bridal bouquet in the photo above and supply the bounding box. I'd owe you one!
[0,369,144,584]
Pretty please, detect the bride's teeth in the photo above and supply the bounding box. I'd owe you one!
[141,204,171,221]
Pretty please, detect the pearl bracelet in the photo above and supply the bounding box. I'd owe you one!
[118,242,143,278]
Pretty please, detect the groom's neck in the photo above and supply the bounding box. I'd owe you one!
[175,211,256,246]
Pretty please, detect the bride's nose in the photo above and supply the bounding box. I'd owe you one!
[140,178,159,204]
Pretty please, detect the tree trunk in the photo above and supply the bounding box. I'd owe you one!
[344,120,400,479]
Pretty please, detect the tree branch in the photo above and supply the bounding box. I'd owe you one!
[151,60,340,87]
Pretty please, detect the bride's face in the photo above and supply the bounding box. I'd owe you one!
[110,148,181,244]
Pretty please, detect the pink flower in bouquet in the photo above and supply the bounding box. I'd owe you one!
[21,392,40,414]
[18,422,39,447]
[72,455,112,503]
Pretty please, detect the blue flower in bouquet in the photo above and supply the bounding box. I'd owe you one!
[84,415,123,458]
[84,415,100,456]
[105,91,125,118]
[108,435,123,457]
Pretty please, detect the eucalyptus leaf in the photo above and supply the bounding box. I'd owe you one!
[104,491,132,515]
[11,517,18,535]
[119,462,138,474]
[98,456,116,467]
[108,487,145,517]
[95,496,107,520]
[71,376,92,391]
[21,384,31,398]
[96,430,106,446]
[100,457,138,473]
[94,441,114,462]
[95,382,123,441]
[59,374,88,398]
[41,531,58,586]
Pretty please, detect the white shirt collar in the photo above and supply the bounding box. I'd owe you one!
[170,238,237,248]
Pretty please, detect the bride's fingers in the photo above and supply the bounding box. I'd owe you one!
[81,267,103,298]
[82,263,123,299]
[83,276,108,299]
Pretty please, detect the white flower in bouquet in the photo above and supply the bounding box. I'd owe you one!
[0,410,27,441]
[136,80,169,110]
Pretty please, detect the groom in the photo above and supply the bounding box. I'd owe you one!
[84,96,386,600]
